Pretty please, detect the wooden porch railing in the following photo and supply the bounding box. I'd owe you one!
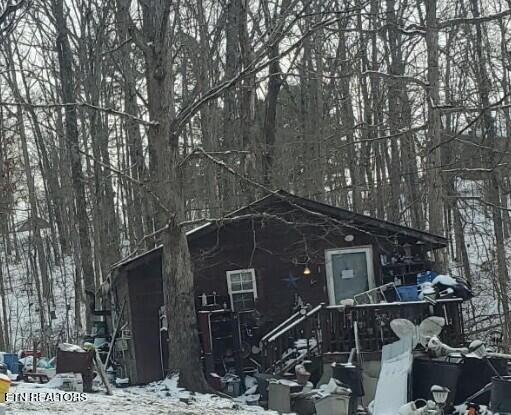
[260,299,465,374]
[320,299,465,354]
[261,304,324,374]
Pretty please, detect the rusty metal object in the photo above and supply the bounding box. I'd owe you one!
[56,349,94,392]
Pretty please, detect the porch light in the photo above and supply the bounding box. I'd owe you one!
[303,265,311,276]
[431,384,450,405]
[416,240,425,255]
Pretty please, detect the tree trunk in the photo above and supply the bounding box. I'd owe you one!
[337,20,362,212]
[115,0,153,246]
[220,0,239,211]
[238,0,256,203]
[52,0,96,332]
[0,257,6,351]
[17,105,52,350]
[4,44,53,346]
[385,0,403,222]
[135,0,209,391]
[425,0,446,268]
[0,259,9,350]
[261,25,282,187]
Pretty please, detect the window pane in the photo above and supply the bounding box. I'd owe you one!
[232,292,255,311]
[240,272,252,282]
[231,281,242,292]
[241,292,254,301]
[241,293,255,310]
[330,251,369,303]
[241,279,253,290]
[232,295,244,311]
[230,273,241,283]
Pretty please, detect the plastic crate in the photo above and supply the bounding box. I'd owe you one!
[396,285,419,302]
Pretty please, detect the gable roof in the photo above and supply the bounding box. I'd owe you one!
[187,190,447,248]
[113,190,447,272]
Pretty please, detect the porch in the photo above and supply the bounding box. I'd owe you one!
[259,299,465,375]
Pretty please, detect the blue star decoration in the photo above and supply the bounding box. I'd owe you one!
[283,273,300,289]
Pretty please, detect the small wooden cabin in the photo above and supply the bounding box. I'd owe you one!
[108,191,464,384]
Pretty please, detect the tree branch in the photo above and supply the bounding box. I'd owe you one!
[0,100,158,126]
[364,70,429,88]
[439,9,511,29]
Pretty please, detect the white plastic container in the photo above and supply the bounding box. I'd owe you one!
[315,394,351,415]
[50,373,83,392]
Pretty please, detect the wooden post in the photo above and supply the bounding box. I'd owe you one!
[32,340,38,373]
[93,348,112,395]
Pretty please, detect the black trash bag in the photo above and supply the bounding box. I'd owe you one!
[433,275,473,300]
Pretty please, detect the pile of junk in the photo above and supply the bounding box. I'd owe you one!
[238,316,511,415]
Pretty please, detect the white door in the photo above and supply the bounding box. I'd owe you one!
[325,246,375,305]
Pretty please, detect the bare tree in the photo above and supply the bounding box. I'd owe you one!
[51,0,96,332]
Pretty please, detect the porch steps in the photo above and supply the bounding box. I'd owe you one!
[261,304,324,375]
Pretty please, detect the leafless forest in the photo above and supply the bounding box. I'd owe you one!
[0,0,511,389]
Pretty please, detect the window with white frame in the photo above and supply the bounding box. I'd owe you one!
[226,269,257,311]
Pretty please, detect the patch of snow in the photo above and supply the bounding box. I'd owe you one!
[58,343,85,353]
[294,338,317,350]
[317,378,351,397]
[112,244,163,269]
[45,373,83,392]
[186,222,212,236]
[244,375,257,390]
[270,379,300,388]
[432,274,458,287]
[115,377,129,385]
[7,375,280,415]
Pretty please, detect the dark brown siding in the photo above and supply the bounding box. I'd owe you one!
[127,258,164,384]
[109,195,443,384]
[190,215,385,324]
[111,269,138,382]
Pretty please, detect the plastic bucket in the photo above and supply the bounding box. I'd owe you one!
[490,376,511,414]
[0,375,11,403]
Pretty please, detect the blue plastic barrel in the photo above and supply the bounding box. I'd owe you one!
[2,353,19,374]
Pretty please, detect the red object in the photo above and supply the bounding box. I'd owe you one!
[467,403,480,415]
[19,350,42,358]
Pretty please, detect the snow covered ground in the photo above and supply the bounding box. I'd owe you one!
[5,377,276,415]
